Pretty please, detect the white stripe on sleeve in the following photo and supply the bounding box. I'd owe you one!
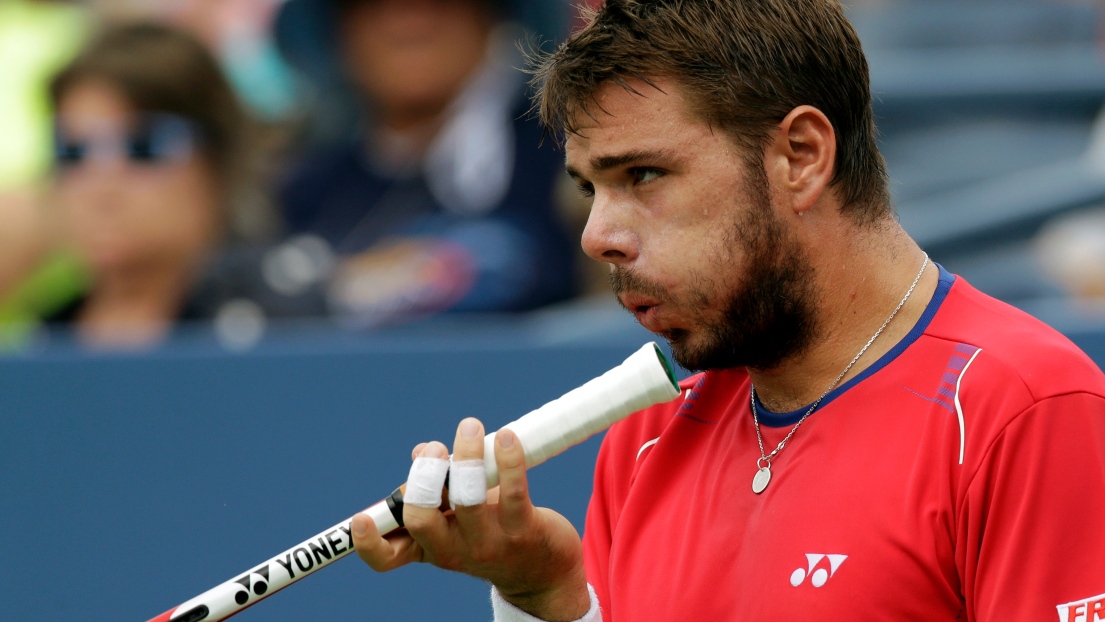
[954,348,982,465]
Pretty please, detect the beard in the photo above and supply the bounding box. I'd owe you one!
[611,172,819,373]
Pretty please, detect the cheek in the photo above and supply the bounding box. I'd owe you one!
[665,231,740,312]
[148,164,222,247]
[650,225,729,283]
[59,165,221,257]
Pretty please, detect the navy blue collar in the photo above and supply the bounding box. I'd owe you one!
[754,263,955,428]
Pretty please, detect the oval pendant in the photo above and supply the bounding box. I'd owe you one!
[752,466,771,494]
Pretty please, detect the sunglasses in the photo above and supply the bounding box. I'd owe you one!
[53,113,203,169]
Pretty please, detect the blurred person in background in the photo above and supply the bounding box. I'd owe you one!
[41,22,301,350]
[1031,0,1105,310]
[92,0,300,123]
[0,0,89,348]
[275,0,579,328]
[0,0,307,351]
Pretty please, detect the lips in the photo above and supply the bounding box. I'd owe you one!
[619,294,667,332]
[619,293,660,312]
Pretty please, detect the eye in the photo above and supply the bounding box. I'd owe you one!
[54,140,86,167]
[127,133,158,162]
[576,181,595,198]
[631,167,663,185]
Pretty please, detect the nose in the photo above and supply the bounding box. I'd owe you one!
[580,193,637,266]
[57,157,129,210]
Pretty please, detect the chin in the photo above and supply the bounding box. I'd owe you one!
[665,329,716,373]
[83,245,138,273]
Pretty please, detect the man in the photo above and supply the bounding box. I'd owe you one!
[351,1,1105,620]
[278,0,578,326]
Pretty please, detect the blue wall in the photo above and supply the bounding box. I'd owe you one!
[3,316,1104,621]
[0,320,668,622]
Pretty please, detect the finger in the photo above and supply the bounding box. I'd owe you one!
[411,443,427,461]
[450,419,493,547]
[493,428,534,536]
[403,442,450,509]
[450,457,489,508]
[351,512,421,572]
[450,418,488,508]
[402,442,454,556]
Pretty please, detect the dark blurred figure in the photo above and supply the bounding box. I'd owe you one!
[276,0,578,328]
[45,23,310,350]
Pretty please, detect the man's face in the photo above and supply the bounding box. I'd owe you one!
[565,79,818,371]
[339,0,491,123]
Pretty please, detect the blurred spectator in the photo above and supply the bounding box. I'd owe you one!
[91,0,300,122]
[41,22,296,350]
[1033,104,1105,308]
[1030,0,1105,309]
[0,0,89,348]
[276,0,578,328]
[1035,206,1105,306]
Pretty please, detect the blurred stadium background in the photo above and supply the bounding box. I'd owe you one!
[3,0,1105,619]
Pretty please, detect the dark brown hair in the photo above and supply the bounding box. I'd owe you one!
[50,22,272,240]
[532,0,891,222]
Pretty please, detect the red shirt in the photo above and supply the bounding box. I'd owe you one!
[583,269,1105,621]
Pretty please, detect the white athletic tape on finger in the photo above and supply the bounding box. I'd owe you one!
[490,584,602,622]
[449,459,487,508]
[404,457,450,508]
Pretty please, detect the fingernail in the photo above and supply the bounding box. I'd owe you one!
[351,513,369,538]
[427,442,448,459]
[460,418,480,438]
[498,430,515,449]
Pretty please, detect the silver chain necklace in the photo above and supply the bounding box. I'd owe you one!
[750,254,929,494]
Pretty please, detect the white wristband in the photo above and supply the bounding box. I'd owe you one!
[448,458,487,508]
[490,584,602,622]
[403,457,450,508]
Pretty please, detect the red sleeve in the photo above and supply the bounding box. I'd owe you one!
[957,392,1105,621]
[582,433,617,618]
[581,400,676,621]
[583,415,647,620]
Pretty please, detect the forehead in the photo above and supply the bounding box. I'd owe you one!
[564,78,721,172]
[56,79,135,128]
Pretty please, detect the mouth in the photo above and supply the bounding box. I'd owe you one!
[619,294,665,332]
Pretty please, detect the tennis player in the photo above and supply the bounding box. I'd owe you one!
[352,1,1105,620]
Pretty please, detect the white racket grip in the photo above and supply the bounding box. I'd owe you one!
[481,342,679,488]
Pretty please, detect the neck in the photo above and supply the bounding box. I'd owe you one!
[77,260,199,350]
[370,112,447,170]
[749,220,938,412]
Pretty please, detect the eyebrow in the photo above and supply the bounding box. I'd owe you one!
[566,148,677,180]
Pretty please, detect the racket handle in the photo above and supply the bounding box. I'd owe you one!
[384,342,679,524]
[484,342,679,487]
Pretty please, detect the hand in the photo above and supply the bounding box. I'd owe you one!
[351,417,591,621]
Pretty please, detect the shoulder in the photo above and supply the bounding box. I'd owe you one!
[919,276,1105,476]
[927,275,1105,405]
[280,142,372,203]
[602,370,746,460]
[285,141,364,182]
[279,141,388,233]
[600,375,698,460]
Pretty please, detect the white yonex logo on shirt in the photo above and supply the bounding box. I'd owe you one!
[790,554,848,588]
[1057,591,1105,621]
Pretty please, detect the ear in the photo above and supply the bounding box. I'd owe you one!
[763,106,836,216]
